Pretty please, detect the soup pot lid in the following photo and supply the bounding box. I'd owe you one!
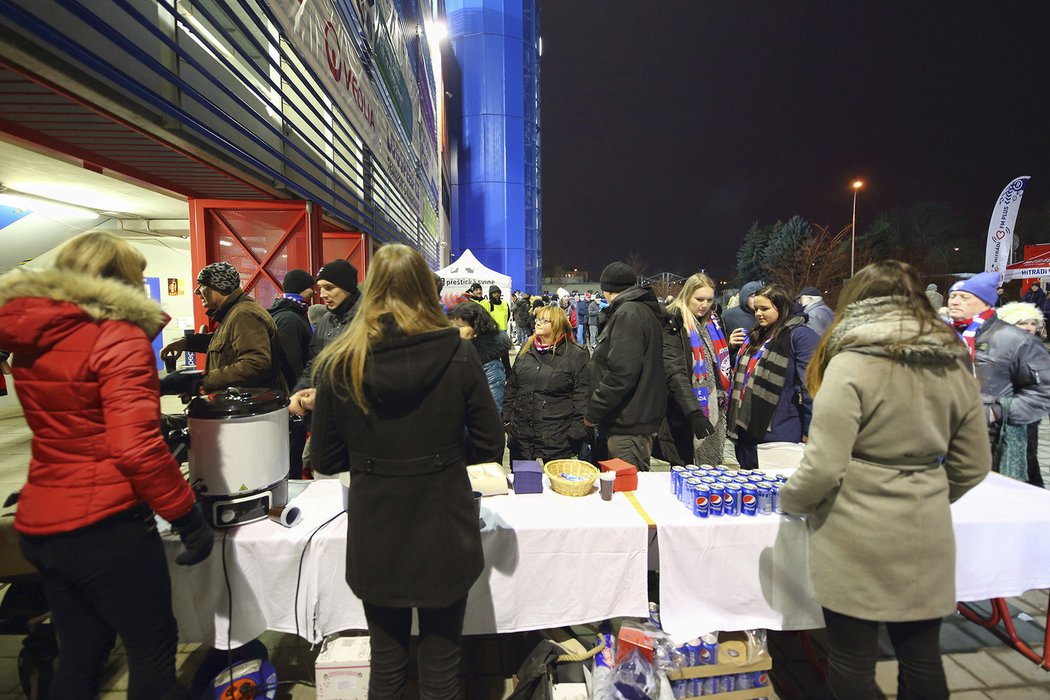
[187,387,288,418]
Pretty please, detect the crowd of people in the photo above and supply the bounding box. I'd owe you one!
[3,231,1050,699]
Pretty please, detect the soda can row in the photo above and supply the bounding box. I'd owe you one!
[670,672,768,697]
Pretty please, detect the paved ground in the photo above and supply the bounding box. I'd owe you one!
[1,405,1050,698]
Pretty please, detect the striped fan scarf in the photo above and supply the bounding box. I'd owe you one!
[727,316,803,440]
[951,308,995,361]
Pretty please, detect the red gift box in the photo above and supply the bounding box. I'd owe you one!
[598,458,638,492]
[616,626,654,664]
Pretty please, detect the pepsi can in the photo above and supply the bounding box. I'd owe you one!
[771,481,782,514]
[752,670,770,687]
[648,601,662,629]
[741,483,758,516]
[670,680,688,699]
[708,485,725,516]
[684,638,703,666]
[735,672,754,689]
[774,474,789,483]
[756,481,774,515]
[684,476,702,507]
[732,476,750,486]
[671,465,686,497]
[700,676,717,695]
[718,674,736,693]
[747,472,766,483]
[716,475,735,484]
[691,678,704,697]
[699,475,717,485]
[692,484,710,518]
[699,634,718,664]
[723,483,742,516]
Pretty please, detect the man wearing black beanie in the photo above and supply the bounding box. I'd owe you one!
[585,262,672,470]
[289,259,362,407]
[268,269,315,478]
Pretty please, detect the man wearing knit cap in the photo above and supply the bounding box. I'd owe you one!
[288,258,362,411]
[947,271,1050,459]
[161,261,285,394]
[585,262,669,470]
[266,270,315,478]
[268,270,315,387]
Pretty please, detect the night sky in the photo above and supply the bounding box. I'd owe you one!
[538,1,1050,283]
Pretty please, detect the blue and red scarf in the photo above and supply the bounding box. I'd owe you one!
[951,308,995,361]
[689,315,732,416]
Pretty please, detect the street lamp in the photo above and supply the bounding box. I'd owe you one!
[850,180,864,278]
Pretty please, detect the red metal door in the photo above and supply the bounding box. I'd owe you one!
[189,199,323,332]
[322,231,370,275]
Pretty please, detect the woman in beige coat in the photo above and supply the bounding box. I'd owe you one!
[779,260,990,700]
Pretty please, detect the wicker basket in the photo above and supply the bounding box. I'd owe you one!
[543,459,599,497]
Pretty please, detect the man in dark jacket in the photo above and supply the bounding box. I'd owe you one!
[268,269,315,478]
[585,262,667,470]
[161,262,285,394]
[948,272,1050,456]
[291,259,361,395]
[575,295,590,346]
[513,293,534,344]
[722,280,763,334]
[268,269,315,389]
[799,287,834,337]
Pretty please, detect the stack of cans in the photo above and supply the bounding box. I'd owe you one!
[670,632,771,698]
[670,465,785,518]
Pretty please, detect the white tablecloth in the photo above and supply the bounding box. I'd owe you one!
[166,479,650,646]
[637,471,1050,642]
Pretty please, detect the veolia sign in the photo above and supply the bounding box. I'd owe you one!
[266,0,438,220]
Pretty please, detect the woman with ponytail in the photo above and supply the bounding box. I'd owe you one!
[778,260,990,700]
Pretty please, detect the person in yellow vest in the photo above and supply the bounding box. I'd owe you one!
[482,285,510,331]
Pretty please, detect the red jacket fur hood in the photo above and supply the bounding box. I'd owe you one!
[0,267,196,535]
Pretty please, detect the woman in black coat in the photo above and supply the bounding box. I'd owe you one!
[310,244,505,700]
[503,305,590,463]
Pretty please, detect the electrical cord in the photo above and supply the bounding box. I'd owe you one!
[294,510,344,686]
[215,508,343,691]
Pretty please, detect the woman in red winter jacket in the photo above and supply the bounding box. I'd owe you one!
[0,231,213,699]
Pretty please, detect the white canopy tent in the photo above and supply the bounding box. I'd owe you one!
[435,249,512,303]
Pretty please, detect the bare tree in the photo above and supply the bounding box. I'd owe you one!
[624,250,648,279]
[763,223,851,301]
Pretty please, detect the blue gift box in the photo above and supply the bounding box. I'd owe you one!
[512,460,544,494]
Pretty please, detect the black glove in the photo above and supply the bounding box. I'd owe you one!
[689,411,714,439]
[159,370,203,397]
[170,503,215,566]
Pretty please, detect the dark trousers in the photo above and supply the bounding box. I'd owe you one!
[733,433,760,469]
[19,506,180,700]
[289,415,309,479]
[362,596,468,700]
[1027,421,1044,487]
[822,607,948,700]
[607,434,653,471]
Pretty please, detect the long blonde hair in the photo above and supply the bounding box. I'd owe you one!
[667,272,717,334]
[518,305,575,356]
[54,231,146,288]
[313,245,448,411]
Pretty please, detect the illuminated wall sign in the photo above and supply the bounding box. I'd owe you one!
[267,0,438,228]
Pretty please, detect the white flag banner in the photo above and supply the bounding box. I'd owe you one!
[985,176,1030,274]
